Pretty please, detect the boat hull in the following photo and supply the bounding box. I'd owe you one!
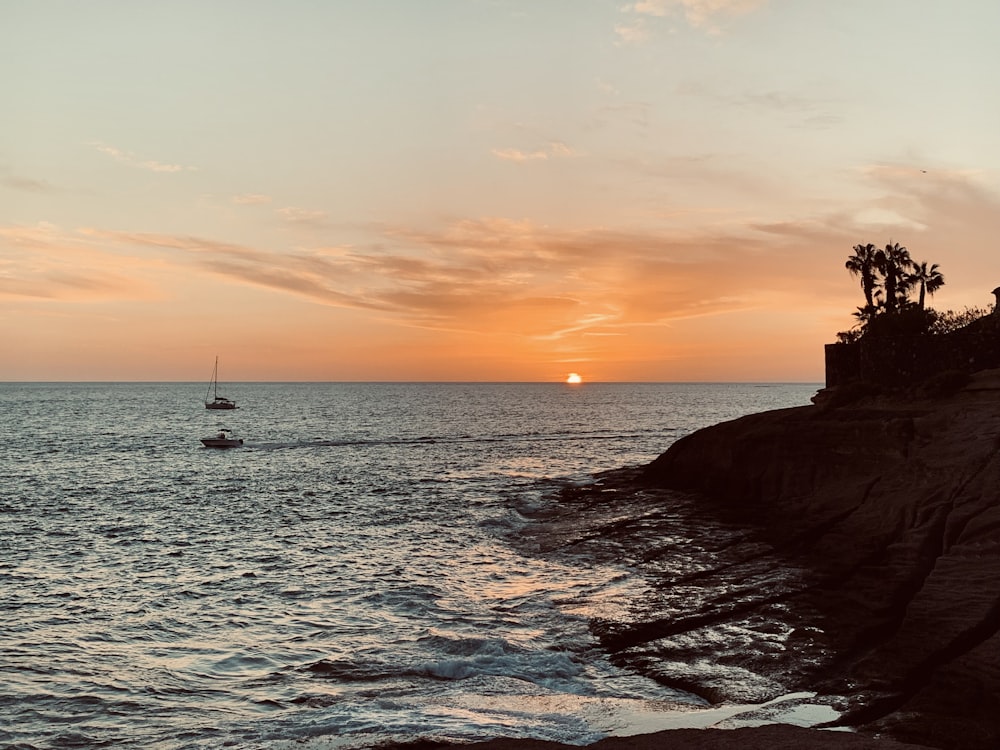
[200,437,243,448]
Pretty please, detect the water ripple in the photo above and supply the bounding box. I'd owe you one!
[0,382,819,748]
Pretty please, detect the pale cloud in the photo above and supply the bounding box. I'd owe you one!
[683,0,769,27]
[535,312,624,342]
[277,206,329,225]
[674,83,842,129]
[799,113,843,130]
[857,166,1000,280]
[375,218,814,336]
[548,141,576,158]
[595,78,619,96]
[77,227,372,310]
[0,170,60,193]
[614,21,649,44]
[0,223,158,301]
[11,168,998,352]
[232,193,272,205]
[632,1,671,17]
[492,141,578,163]
[91,142,196,173]
[593,101,651,131]
[373,171,1000,336]
[67,218,783,340]
[740,91,843,128]
[0,221,64,250]
[492,148,548,162]
[624,0,769,34]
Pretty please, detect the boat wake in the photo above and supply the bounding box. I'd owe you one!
[243,430,680,452]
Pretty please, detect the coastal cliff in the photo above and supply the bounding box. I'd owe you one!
[637,368,1000,750]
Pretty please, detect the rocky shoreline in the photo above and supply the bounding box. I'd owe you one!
[387,369,1000,750]
[635,369,1000,750]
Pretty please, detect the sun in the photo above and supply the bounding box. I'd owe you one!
[566,372,583,384]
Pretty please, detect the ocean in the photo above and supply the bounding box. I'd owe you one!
[0,382,821,749]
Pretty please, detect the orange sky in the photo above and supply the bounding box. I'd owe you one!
[3,2,1000,381]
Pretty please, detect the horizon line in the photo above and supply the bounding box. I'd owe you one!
[0,379,825,385]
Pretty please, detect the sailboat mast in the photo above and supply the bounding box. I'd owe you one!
[203,356,236,409]
[206,356,219,403]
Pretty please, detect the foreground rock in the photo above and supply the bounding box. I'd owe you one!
[634,369,1000,750]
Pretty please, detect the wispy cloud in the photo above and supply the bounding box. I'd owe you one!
[76,228,370,310]
[621,0,769,38]
[596,78,620,96]
[739,91,843,129]
[277,206,330,225]
[491,141,578,162]
[674,83,843,130]
[10,169,997,349]
[593,101,651,132]
[0,169,61,193]
[0,223,158,301]
[74,214,823,342]
[91,142,196,173]
[232,193,272,205]
[614,21,649,45]
[492,148,548,162]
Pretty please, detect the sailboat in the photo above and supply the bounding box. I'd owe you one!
[205,356,237,410]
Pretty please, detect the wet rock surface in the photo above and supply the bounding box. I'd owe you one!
[516,471,829,707]
[518,369,1000,750]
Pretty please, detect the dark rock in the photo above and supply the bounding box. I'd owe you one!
[638,368,1000,750]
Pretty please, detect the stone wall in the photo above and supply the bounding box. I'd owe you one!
[824,341,860,387]
[825,316,1000,387]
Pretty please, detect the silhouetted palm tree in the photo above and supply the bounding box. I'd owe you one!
[908,261,945,310]
[852,305,875,330]
[876,242,914,314]
[845,243,880,315]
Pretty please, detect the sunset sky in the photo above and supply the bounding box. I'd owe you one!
[3,1,1000,382]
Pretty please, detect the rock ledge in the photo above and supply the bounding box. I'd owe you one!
[638,369,1000,750]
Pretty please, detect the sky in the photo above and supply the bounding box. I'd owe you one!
[3,0,1000,382]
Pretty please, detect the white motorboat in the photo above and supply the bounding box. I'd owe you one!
[200,429,244,448]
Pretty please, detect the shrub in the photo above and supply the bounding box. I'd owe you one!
[864,305,936,338]
[928,306,991,335]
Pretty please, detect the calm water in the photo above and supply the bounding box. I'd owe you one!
[0,382,819,749]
